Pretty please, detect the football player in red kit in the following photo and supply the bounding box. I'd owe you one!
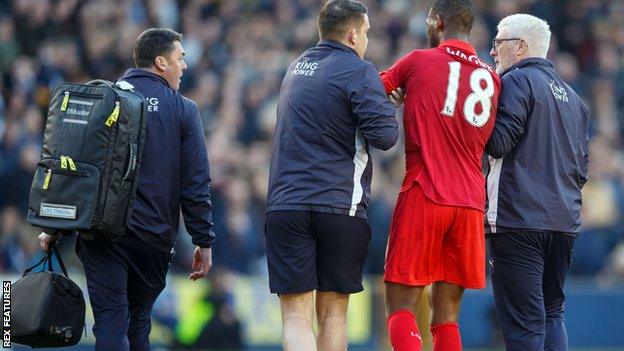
[381,1,500,350]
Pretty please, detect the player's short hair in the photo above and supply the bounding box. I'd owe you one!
[317,0,368,41]
[134,28,183,68]
[497,14,551,58]
[430,0,476,34]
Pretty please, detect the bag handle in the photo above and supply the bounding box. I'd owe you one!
[86,79,113,87]
[22,245,70,278]
[51,245,70,278]
[23,253,49,276]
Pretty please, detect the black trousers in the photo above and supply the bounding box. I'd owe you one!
[489,231,575,351]
[76,230,170,351]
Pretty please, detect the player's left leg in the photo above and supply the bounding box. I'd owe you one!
[543,234,575,351]
[316,291,349,351]
[429,281,464,351]
[384,182,455,351]
[385,282,426,351]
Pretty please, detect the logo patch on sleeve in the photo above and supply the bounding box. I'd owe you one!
[39,203,77,219]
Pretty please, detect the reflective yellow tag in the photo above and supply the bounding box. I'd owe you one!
[67,157,77,171]
[60,156,67,169]
[61,92,69,112]
[43,169,52,190]
[105,101,120,127]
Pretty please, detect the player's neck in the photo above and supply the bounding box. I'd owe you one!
[440,32,470,44]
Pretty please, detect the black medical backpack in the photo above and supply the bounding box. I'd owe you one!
[11,246,85,348]
[27,79,147,240]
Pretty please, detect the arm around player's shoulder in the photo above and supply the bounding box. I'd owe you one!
[485,70,533,158]
[347,60,398,151]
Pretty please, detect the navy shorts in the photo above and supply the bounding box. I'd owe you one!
[265,211,371,294]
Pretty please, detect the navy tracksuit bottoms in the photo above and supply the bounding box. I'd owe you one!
[489,231,575,351]
[76,230,170,351]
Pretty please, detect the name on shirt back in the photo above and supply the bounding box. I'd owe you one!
[445,47,493,72]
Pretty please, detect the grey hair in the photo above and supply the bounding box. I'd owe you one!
[497,14,551,58]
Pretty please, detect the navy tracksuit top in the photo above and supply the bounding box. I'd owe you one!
[267,40,398,219]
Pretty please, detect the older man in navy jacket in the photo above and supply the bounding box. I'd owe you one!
[39,28,215,351]
[486,14,590,351]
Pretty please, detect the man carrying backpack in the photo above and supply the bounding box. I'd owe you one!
[38,28,215,351]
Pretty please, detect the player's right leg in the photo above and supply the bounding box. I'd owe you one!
[265,211,318,351]
[429,282,465,351]
[428,205,486,351]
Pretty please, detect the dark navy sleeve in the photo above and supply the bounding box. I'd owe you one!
[349,63,398,151]
[486,74,531,158]
[179,100,216,248]
[579,103,590,188]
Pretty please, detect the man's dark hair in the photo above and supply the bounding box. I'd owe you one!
[134,28,183,68]
[317,0,368,40]
[430,0,477,34]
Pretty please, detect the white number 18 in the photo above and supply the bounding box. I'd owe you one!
[440,61,494,127]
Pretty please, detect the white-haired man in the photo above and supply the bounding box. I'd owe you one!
[486,14,590,351]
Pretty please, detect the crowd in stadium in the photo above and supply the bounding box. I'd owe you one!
[1,0,623,287]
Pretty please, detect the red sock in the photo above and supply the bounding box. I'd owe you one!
[387,309,422,351]
[431,322,462,351]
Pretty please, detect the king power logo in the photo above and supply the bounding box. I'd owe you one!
[292,57,319,77]
[549,80,569,103]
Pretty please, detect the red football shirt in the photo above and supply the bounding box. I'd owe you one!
[381,39,501,211]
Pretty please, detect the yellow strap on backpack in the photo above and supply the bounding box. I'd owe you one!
[66,156,77,171]
[43,169,52,190]
[61,92,70,112]
[60,156,68,169]
[105,101,120,127]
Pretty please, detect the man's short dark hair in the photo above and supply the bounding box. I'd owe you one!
[317,0,368,41]
[134,28,183,68]
[430,0,477,34]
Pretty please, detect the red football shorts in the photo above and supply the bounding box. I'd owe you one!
[384,182,486,289]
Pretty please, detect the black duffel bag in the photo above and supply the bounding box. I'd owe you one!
[11,246,85,348]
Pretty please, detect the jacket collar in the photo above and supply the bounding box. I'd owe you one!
[502,57,553,76]
[120,68,171,89]
[317,40,359,57]
[438,39,477,55]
